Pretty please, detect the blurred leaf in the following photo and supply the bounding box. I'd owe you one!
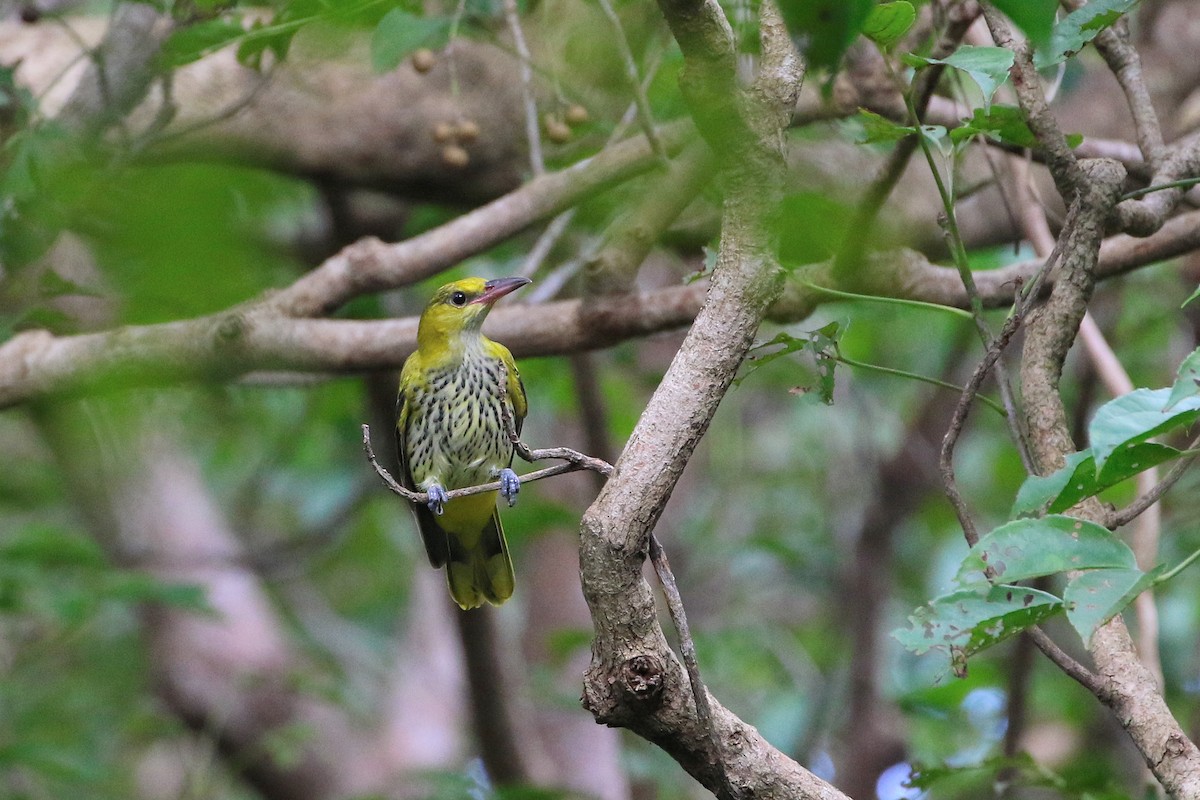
[987,0,1057,47]
[950,105,1036,148]
[862,1,915,49]
[100,573,211,613]
[261,722,316,769]
[0,742,102,782]
[907,46,1013,109]
[1088,388,1200,472]
[893,583,1063,659]
[855,109,915,144]
[0,525,106,568]
[740,321,844,403]
[1011,443,1181,517]
[778,0,874,72]
[75,162,306,324]
[1036,0,1141,68]
[778,191,852,264]
[1184,284,1200,308]
[1064,565,1161,646]
[957,515,1136,584]
[161,18,246,66]
[370,9,451,73]
[1165,347,1200,410]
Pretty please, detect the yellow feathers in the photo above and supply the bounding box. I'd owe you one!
[395,277,530,609]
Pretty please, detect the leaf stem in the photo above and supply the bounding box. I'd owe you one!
[836,354,1007,415]
[1154,544,1200,585]
[800,281,975,319]
[1121,176,1200,202]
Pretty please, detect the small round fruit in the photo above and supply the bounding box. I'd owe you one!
[456,119,481,142]
[442,144,470,168]
[565,104,589,125]
[544,117,572,143]
[411,48,436,73]
[432,122,455,143]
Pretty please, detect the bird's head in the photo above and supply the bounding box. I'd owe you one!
[417,276,531,351]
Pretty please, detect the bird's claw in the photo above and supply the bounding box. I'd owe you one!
[426,485,448,516]
[499,468,520,507]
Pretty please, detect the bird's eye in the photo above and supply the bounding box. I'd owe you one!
[450,291,467,306]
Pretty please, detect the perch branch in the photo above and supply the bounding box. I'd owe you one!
[361,424,610,508]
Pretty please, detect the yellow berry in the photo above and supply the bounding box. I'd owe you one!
[432,122,455,143]
[411,48,436,73]
[456,119,481,142]
[565,104,589,125]
[442,144,470,168]
[544,117,572,143]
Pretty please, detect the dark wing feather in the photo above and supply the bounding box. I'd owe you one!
[396,387,449,568]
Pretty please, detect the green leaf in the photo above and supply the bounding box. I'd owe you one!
[100,573,211,613]
[1184,284,1200,308]
[1011,443,1181,517]
[909,46,1014,109]
[949,105,1037,148]
[957,515,1137,584]
[988,0,1058,47]
[161,18,246,67]
[778,0,874,73]
[855,109,915,144]
[1011,449,1091,517]
[893,583,1063,658]
[1036,0,1141,68]
[1064,565,1162,646]
[370,9,451,73]
[1165,347,1200,410]
[862,1,916,50]
[0,525,106,567]
[1089,387,1200,472]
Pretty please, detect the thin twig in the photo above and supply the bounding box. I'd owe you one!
[594,0,666,160]
[938,306,1026,545]
[503,0,545,176]
[1108,437,1200,530]
[361,424,610,507]
[1026,627,1103,693]
[647,532,736,800]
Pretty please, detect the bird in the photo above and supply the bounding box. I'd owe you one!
[395,276,530,609]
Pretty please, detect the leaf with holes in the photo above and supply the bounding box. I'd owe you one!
[1165,347,1200,411]
[862,1,916,50]
[1036,0,1141,68]
[1089,388,1200,472]
[893,584,1063,658]
[1064,565,1162,646]
[1011,443,1181,517]
[957,515,1136,584]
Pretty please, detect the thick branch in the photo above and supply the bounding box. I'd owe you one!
[4,204,1200,408]
[1018,158,1200,797]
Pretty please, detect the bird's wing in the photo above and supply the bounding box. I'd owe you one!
[396,363,449,568]
[498,345,527,438]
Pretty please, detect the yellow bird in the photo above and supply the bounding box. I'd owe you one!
[396,276,530,609]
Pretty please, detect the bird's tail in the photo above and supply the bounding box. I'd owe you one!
[445,512,515,610]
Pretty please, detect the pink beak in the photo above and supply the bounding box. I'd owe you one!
[470,276,532,305]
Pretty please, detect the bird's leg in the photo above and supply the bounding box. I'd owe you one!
[426,484,449,515]
[498,468,520,507]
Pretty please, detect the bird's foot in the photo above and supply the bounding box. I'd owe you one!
[426,485,449,516]
[499,468,520,507]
